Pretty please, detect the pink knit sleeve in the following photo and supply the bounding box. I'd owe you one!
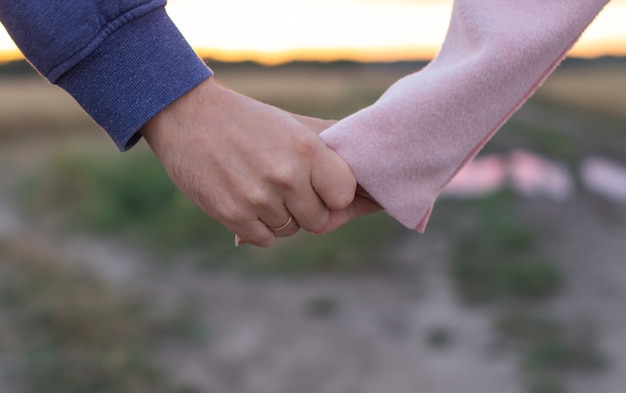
[319,0,609,231]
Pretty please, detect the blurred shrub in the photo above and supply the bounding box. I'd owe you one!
[21,148,233,252]
[447,192,562,303]
[497,120,578,163]
[443,191,604,393]
[19,147,403,273]
[247,212,402,275]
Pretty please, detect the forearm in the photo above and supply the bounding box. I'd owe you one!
[321,0,609,231]
[0,1,212,150]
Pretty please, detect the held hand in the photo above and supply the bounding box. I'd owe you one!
[140,78,357,247]
[315,184,383,235]
[291,114,384,234]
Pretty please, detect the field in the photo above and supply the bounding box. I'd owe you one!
[0,58,626,393]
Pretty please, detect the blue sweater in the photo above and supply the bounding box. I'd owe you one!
[0,0,213,151]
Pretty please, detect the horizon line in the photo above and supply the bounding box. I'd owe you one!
[2,44,626,67]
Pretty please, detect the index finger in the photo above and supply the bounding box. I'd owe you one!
[310,145,357,211]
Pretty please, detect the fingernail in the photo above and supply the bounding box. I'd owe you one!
[235,234,241,247]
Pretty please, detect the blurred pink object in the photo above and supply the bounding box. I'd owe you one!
[581,157,626,203]
[508,150,574,201]
[321,0,608,231]
[442,155,506,197]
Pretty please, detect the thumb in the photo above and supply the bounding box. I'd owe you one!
[314,195,383,234]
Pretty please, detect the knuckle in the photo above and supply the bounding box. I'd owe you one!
[292,132,318,158]
[268,164,299,189]
[217,202,248,225]
[247,185,273,209]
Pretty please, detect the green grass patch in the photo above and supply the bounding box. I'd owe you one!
[20,148,234,254]
[425,325,455,351]
[523,333,606,393]
[524,336,606,374]
[306,295,339,318]
[497,120,578,163]
[447,193,562,303]
[247,212,402,275]
[441,192,591,393]
[496,310,606,393]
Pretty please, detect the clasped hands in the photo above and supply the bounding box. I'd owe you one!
[141,78,380,247]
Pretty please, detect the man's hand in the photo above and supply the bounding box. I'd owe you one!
[140,78,357,247]
[291,113,384,234]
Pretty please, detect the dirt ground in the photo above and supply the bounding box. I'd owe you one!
[1,64,626,393]
[0,136,524,393]
[2,134,626,393]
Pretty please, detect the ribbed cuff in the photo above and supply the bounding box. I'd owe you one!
[56,7,212,151]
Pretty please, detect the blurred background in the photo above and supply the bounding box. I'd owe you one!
[0,1,625,392]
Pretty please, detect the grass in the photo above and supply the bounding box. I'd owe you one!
[496,312,605,393]
[425,325,455,350]
[0,77,96,139]
[537,65,626,125]
[445,192,562,304]
[247,212,402,275]
[441,190,606,393]
[211,62,414,120]
[0,61,409,144]
[306,296,339,318]
[0,239,201,393]
[496,120,579,163]
[5,60,622,392]
[20,147,234,253]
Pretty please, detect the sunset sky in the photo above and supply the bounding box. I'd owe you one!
[1,0,626,64]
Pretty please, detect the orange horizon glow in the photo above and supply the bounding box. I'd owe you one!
[2,42,626,66]
[192,45,442,65]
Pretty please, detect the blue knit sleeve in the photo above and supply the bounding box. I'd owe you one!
[0,1,213,151]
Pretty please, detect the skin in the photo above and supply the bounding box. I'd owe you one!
[317,185,382,234]
[140,77,363,247]
[293,114,383,235]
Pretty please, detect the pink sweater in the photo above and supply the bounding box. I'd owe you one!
[320,0,610,231]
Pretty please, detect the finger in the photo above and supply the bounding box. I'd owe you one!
[241,181,301,237]
[284,180,331,233]
[262,213,300,238]
[310,145,357,211]
[355,184,379,202]
[229,220,276,248]
[315,196,383,234]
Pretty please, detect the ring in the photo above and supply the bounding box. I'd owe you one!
[269,216,293,231]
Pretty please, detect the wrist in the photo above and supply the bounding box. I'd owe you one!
[140,78,222,146]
